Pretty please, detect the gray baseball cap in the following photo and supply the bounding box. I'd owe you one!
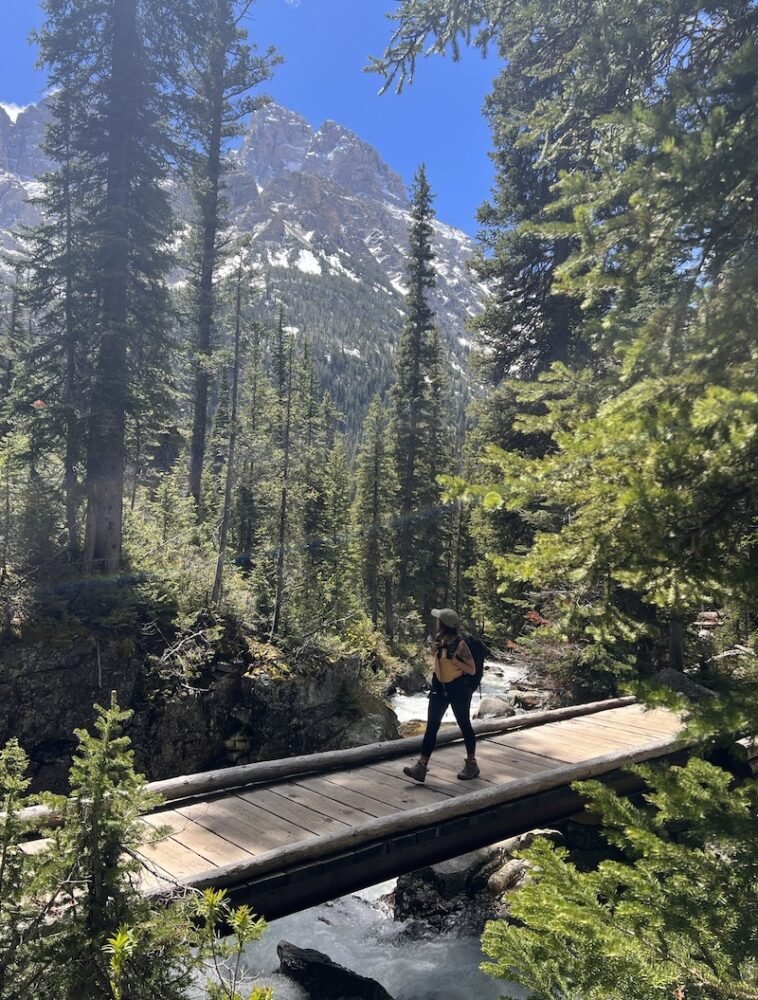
[431,608,459,627]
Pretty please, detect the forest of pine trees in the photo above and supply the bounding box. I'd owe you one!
[0,2,466,652]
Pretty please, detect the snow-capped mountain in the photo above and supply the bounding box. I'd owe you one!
[227,103,485,341]
[0,99,485,432]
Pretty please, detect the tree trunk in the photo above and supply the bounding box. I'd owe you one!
[82,0,139,576]
[271,337,294,638]
[212,265,243,606]
[188,34,226,510]
[669,616,684,672]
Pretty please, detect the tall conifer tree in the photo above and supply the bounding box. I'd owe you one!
[352,396,397,631]
[184,0,277,510]
[35,0,182,576]
[391,164,446,621]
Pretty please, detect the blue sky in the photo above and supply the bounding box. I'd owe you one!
[2,0,499,235]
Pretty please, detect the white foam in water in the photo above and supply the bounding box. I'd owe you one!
[392,660,527,724]
[234,882,527,1000]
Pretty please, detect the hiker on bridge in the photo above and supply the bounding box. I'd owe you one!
[403,607,480,783]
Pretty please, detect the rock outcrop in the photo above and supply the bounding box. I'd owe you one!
[0,626,399,792]
[277,940,395,1000]
[392,830,563,935]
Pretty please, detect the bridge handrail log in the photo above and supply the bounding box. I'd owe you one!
[147,696,639,803]
[18,696,639,828]
[146,732,691,898]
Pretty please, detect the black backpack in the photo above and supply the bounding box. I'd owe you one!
[458,633,488,690]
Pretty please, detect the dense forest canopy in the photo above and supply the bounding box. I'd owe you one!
[376,1,758,997]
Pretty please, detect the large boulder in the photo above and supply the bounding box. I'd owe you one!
[474,695,515,719]
[277,940,395,1000]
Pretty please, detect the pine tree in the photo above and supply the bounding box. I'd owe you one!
[390,164,448,623]
[481,758,758,1000]
[211,262,245,606]
[185,0,277,508]
[378,7,758,992]
[270,312,295,638]
[34,0,183,576]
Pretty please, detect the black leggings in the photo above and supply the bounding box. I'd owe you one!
[421,675,476,758]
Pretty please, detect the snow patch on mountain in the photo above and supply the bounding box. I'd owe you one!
[0,103,28,124]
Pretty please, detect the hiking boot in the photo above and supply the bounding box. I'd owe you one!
[457,759,480,780]
[403,760,427,783]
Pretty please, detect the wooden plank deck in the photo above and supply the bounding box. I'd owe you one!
[137,701,685,912]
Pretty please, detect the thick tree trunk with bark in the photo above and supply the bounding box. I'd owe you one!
[82,0,138,575]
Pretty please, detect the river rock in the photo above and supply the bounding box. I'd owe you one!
[393,831,564,934]
[393,843,514,935]
[510,689,547,711]
[474,695,515,719]
[277,940,395,1000]
[498,828,563,854]
[393,664,429,696]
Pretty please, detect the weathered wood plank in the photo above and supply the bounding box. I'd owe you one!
[361,764,461,799]
[417,750,498,786]
[177,798,314,854]
[296,775,400,819]
[321,767,451,809]
[239,786,353,834]
[138,834,211,880]
[559,718,647,747]
[476,740,566,773]
[581,714,678,739]
[369,758,485,794]
[610,705,684,730]
[469,744,559,781]
[143,812,255,868]
[493,730,590,763]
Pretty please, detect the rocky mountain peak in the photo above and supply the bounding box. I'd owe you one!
[0,99,53,180]
[236,101,314,184]
[0,95,486,429]
[303,119,407,205]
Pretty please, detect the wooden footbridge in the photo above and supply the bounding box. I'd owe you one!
[130,697,693,918]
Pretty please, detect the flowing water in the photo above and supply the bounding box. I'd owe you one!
[392,659,528,725]
[237,879,527,999]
